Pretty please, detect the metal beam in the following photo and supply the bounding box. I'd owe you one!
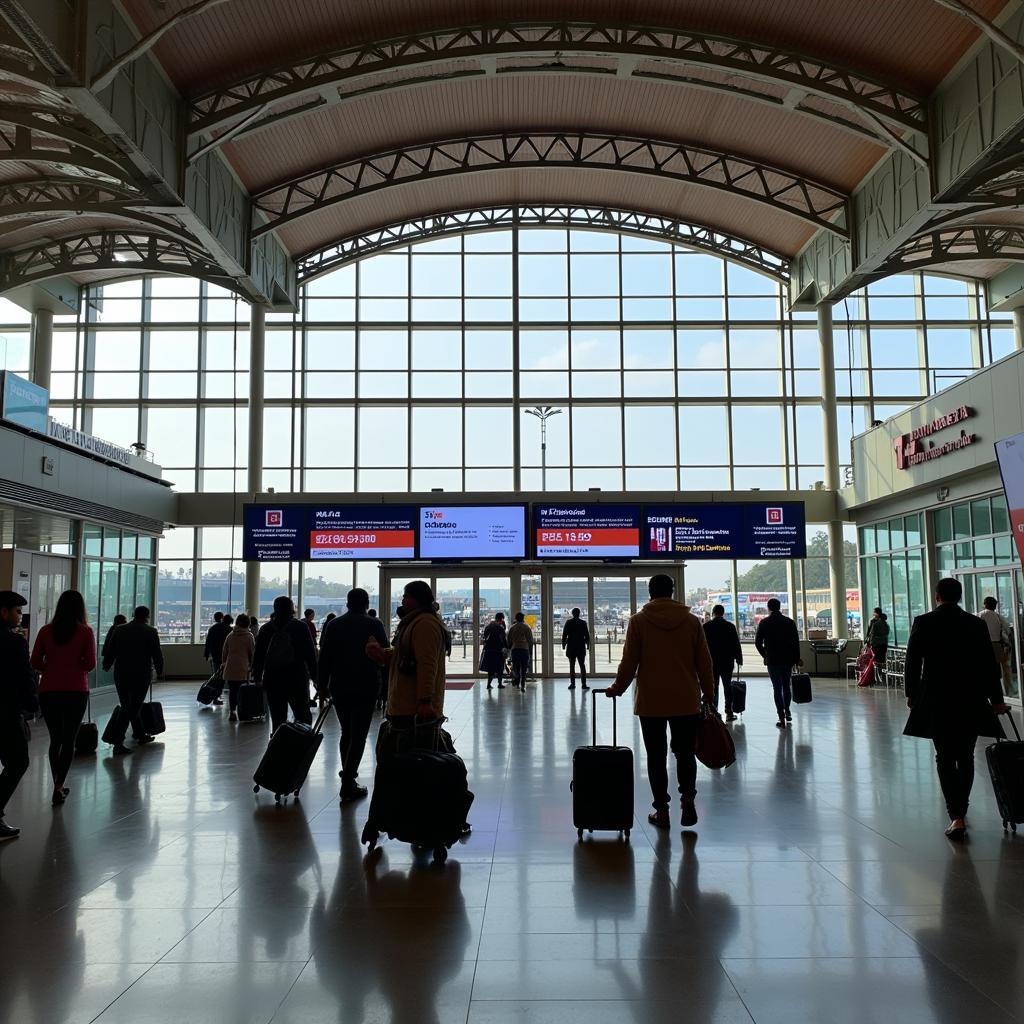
[297,205,791,283]
[252,132,850,241]
[861,224,1024,280]
[0,177,166,227]
[188,21,926,150]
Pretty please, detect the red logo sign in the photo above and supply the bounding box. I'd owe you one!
[894,405,977,470]
[766,508,783,525]
[265,510,283,527]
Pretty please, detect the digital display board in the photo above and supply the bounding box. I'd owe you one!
[308,506,416,560]
[642,502,806,559]
[243,505,306,562]
[534,503,640,558]
[418,505,526,559]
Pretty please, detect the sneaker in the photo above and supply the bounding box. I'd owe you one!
[111,743,130,755]
[568,683,576,690]
[785,711,792,722]
[581,683,590,691]
[648,809,670,828]
[340,784,368,802]
[228,711,238,722]
[681,800,698,827]
[0,820,20,841]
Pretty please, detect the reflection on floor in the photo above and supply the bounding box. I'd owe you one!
[2,680,1023,1023]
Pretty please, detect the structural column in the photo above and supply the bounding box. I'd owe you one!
[244,303,267,617]
[1013,307,1024,351]
[817,302,848,638]
[30,308,53,392]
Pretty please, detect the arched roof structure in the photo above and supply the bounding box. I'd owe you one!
[2,0,1023,304]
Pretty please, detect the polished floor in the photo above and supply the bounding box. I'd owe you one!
[2,678,1024,1023]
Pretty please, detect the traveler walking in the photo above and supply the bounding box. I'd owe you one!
[979,596,1014,694]
[318,588,388,802]
[703,605,743,720]
[221,613,255,722]
[562,608,591,690]
[202,611,231,706]
[303,608,318,644]
[101,614,127,666]
[606,574,715,829]
[0,591,36,839]
[482,612,507,690]
[366,580,446,722]
[507,612,533,688]
[30,590,96,805]
[865,607,891,665]
[253,596,318,733]
[905,578,1009,840]
[102,606,164,754]
[754,598,802,728]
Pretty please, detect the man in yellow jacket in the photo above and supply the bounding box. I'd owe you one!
[606,574,715,829]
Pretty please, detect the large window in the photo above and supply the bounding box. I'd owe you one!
[859,514,927,645]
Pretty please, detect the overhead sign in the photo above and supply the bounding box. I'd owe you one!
[642,503,806,559]
[0,372,48,433]
[894,404,977,470]
[995,431,1024,570]
[46,419,133,467]
[418,505,526,559]
[243,504,305,562]
[533,504,640,558]
[309,506,416,560]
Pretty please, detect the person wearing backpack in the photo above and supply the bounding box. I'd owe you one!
[252,596,318,733]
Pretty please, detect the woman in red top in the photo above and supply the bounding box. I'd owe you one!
[30,590,96,805]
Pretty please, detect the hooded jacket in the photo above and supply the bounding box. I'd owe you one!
[611,598,714,717]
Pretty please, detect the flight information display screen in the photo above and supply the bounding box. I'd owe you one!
[308,506,417,560]
[642,502,806,559]
[242,505,306,562]
[533,504,641,558]
[418,505,527,559]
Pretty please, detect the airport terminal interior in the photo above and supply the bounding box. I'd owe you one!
[3,1,1024,1021]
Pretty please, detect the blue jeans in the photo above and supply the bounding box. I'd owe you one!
[767,663,793,717]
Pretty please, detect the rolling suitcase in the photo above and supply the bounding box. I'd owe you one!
[196,672,221,706]
[363,722,474,864]
[139,683,165,735]
[571,688,633,840]
[253,698,332,802]
[986,713,1024,833]
[729,677,747,715]
[101,704,127,746]
[75,696,98,755]
[791,671,813,704]
[237,683,267,722]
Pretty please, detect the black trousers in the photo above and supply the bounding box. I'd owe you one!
[39,692,87,787]
[266,675,313,733]
[0,714,29,816]
[712,662,734,711]
[111,676,148,743]
[566,651,587,685]
[226,679,245,712]
[639,714,701,810]
[334,684,377,784]
[510,648,529,686]
[933,732,977,820]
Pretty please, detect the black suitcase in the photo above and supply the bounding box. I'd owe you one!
[253,699,332,802]
[196,673,221,706]
[730,678,747,714]
[237,683,267,722]
[101,705,126,746]
[791,672,813,704]
[571,688,633,840]
[363,733,474,863]
[75,696,98,755]
[986,713,1024,832]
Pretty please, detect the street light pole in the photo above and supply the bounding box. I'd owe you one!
[525,405,562,491]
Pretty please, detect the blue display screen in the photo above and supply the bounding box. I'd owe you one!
[242,505,306,562]
[642,503,806,559]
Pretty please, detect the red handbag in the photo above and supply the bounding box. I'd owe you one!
[695,704,736,770]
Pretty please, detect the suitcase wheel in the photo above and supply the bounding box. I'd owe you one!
[577,829,584,841]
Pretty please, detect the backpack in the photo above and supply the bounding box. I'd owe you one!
[264,623,296,674]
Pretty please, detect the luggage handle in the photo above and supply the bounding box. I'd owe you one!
[589,687,616,747]
[1000,710,1021,743]
[312,697,334,736]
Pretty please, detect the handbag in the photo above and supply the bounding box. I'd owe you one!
[694,704,736,770]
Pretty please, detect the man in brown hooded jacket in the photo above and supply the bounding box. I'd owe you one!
[607,574,715,829]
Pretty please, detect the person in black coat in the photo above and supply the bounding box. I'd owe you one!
[703,605,743,720]
[317,588,387,802]
[252,596,318,733]
[904,577,1010,840]
[102,606,164,753]
[0,591,36,840]
[754,599,802,728]
[562,608,591,691]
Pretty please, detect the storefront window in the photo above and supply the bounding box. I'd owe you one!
[859,511,926,645]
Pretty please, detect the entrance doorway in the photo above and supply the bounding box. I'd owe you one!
[379,562,683,678]
[956,567,1021,701]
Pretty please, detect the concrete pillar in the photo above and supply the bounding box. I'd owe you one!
[30,308,53,392]
[244,303,267,617]
[818,302,848,638]
[1013,307,1024,351]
